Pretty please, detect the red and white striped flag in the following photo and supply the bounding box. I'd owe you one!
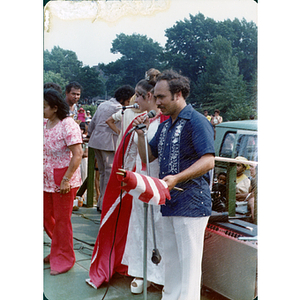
[88,112,169,289]
[117,170,171,205]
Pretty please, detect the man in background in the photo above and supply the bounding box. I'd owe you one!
[87,85,135,211]
[65,81,82,119]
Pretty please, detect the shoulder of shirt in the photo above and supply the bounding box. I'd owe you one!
[110,98,119,104]
[104,98,121,107]
[179,106,213,131]
[62,117,78,126]
[178,104,200,120]
[62,116,72,122]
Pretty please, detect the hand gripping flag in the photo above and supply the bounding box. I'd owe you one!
[88,112,169,288]
[117,169,170,205]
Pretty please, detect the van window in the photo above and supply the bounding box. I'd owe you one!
[219,132,236,158]
[235,134,258,161]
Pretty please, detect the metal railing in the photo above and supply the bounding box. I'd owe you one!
[77,152,258,224]
[76,147,95,207]
[215,156,258,224]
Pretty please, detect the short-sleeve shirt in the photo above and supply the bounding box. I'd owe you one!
[88,98,122,151]
[149,104,215,217]
[43,117,82,193]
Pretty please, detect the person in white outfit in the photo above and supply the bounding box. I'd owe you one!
[122,70,167,294]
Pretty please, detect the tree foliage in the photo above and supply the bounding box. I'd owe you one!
[43,70,68,91]
[204,36,248,119]
[102,33,165,95]
[163,13,257,120]
[43,46,105,102]
[44,46,82,81]
[43,13,257,120]
[77,66,105,99]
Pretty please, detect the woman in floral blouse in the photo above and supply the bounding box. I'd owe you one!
[43,88,83,275]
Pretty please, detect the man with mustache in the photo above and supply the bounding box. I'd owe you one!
[132,69,215,300]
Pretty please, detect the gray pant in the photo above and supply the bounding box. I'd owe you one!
[93,148,115,210]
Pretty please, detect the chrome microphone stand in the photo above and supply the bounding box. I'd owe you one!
[141,127,161,300]
[141,127,149,300]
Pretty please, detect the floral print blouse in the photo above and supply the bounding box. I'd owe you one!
[44,117,82,193]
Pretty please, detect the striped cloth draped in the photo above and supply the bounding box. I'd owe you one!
[88,112,169,288]
[117,170,170,205]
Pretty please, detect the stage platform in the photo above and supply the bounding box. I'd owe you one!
[43,206,227,300]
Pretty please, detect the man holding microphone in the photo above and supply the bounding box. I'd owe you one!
[133,69,215,300]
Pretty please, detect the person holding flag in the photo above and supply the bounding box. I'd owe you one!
[133,70,215,300]
[86,69,169,291]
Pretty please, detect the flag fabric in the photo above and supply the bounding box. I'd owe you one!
[88,112,169,288]
[117,170,170,205]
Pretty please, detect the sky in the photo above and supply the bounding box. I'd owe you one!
[44,0,258,66]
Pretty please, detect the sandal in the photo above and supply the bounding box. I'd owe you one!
[50,270,60,276]
[130,278,151,294]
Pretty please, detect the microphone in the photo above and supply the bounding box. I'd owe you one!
[126,124,147,135]
[122,103,139,110]
[151,248,162,265]
[144,109,156,121]
[126,110,157,135]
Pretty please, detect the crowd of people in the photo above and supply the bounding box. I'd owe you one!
[43,68,256,299]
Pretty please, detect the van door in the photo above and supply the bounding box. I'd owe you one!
[219,131,237,158]
[214,131,237,177]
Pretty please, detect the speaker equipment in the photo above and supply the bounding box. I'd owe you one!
[202,219,257,300]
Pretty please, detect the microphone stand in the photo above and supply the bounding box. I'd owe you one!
[120,107,126,140]
[141,126,161,300]
[142,127,149,300]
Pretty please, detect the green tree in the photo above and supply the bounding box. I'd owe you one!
[44,46,107,101]
[44,46,82,83]
[43,70,68,91]
[217,18,258,83]
[163,13,217,84]
[205,36,248,120]
[163,12,257,114]
[77,66,106,99]
[102,33,165,94]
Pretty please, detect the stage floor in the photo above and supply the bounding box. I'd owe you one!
[43,206,227,300]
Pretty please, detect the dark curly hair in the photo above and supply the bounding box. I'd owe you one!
[44,88,69,120]
[44,82,62,94]
[65,81,83,94]
[114,85,135,105]
[157,69,190,99]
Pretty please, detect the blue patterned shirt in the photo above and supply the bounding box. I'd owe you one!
[149,104,215,217]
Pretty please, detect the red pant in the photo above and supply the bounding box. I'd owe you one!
[44,188,78,273]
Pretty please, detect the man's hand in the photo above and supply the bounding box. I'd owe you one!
[162,175,178,191]
[162,154,215,191]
